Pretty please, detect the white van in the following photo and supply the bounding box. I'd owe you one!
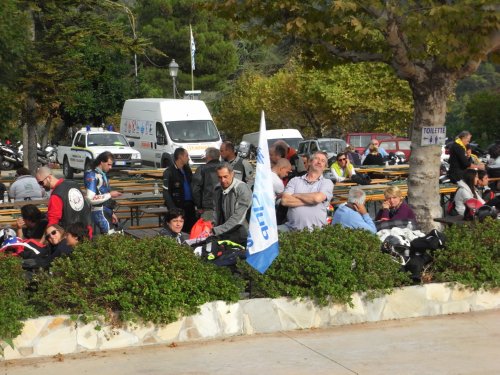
[241,129,303,150]
[120,99,222,167]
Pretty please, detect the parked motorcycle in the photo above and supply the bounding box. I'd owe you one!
[386,151,406,165]
[237,141,256,160]
[0,143,23,170]
[17,143,54,167]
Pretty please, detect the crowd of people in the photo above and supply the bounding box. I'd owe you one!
[2,130,499,271]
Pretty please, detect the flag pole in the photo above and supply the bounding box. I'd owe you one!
[190,24,195,91]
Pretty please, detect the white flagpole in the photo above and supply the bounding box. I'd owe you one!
[246,111,279,273]
[190,24,195,91]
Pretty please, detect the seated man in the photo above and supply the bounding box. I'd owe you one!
[280,151,334,231]
[331,187,376,233]
[15,204,48,241]
[211,163,252,245]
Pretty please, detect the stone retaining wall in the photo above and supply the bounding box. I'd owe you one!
[3,283,500,360]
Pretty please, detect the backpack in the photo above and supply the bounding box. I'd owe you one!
[200,238,246,267]
[463,198,484,221]
[350,173,371,185]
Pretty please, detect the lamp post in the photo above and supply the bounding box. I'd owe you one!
[169,59,179,99]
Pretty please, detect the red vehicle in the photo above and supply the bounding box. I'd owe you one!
[345,132,394,154]
[379,138,412,159]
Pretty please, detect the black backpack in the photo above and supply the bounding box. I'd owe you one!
[201,238,247,267]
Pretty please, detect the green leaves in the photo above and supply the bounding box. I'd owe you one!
[0,255,34,349]
[432,219,500,290]
[30,235,243,326]
[238,225,409,306]
[216,61,413,140]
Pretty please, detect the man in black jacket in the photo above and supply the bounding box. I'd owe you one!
[192,147,221,220]
[448,131,484,183]
[162,148,196,233]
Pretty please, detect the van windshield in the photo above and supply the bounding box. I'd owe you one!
[87,133,129,147]
[165,120,220,142]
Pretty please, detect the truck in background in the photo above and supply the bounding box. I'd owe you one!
[241,129,303,150]
[56,127,142,179]
[345,132,395,154]
[120,99,222,168]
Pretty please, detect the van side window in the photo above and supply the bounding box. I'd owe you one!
[310,142,318,152]
[156,122,167,145]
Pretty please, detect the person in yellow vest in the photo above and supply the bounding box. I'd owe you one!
[330,152,356,182]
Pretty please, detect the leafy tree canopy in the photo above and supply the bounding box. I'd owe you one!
[135,0,238,95]
[216,61,413,141]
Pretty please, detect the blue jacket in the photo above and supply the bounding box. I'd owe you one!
[332,204,377,234]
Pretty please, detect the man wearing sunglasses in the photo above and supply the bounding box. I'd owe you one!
[330,152,356,182]
[35,166,91,233]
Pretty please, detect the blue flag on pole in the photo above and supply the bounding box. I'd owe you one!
[246,111,279,273]
[190,25,196,71]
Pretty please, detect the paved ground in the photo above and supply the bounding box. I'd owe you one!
[3,310,499,375]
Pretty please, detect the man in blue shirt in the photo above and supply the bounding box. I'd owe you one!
[332,187,376,233]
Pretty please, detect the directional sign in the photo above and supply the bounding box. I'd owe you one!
[421,126,446,146]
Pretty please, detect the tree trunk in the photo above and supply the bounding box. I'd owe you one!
[24,97,38,175]
[407,74,456,232]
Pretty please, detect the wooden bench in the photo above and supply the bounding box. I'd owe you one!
[434,216,469,226]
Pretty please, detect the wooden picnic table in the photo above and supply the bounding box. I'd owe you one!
[335,178,391,187]
[331,184,458,205]
[115,193,164,226]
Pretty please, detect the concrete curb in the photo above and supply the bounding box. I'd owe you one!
[2,282,500,360]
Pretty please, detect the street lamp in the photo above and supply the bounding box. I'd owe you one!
[169,59,179,99]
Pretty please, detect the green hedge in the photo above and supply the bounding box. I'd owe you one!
[238,225,410,306]
[433,218,500,290]
[30,235,243,325]
[1,220,499,344]
[0,254,34,352]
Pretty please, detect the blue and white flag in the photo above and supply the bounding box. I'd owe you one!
[190,25,196,71]
[246,111,279,273]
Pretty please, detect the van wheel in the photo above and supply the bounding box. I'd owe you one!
[63,157,74,179]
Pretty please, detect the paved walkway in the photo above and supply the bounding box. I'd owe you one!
[3,310,499,375]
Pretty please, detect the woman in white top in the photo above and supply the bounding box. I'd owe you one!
[454,169,485,216]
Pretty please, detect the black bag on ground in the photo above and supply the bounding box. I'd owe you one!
[350,173,371,185]
[201,238,247,267]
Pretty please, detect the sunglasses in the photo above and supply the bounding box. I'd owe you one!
[38,175,49,186]
[45,230,59,240]
[338,158,347,161]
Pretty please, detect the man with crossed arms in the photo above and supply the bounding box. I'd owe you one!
[279,151,333,231]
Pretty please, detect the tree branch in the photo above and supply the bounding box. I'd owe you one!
[318,41,388,63]
[385,13,425,81]
[456,30,500,80]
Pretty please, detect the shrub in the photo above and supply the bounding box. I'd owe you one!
[30,235,244,326]
[0,254,34,351]
[238,225,410,306]
[431,218,500,290]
